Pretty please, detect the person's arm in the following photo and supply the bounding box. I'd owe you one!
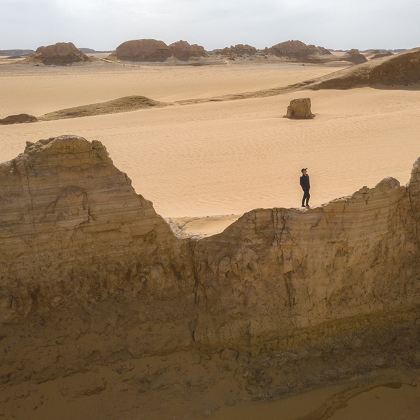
[300,176,304,189]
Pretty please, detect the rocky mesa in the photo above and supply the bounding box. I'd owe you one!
[29,42,90,65]
[0,136,419,418]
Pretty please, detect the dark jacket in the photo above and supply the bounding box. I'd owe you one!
[300,174,310,191]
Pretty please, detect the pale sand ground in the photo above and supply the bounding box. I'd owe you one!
[0,62,419,233]
[210,374,420,420]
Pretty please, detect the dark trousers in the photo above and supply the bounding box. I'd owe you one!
[302,189,310,207]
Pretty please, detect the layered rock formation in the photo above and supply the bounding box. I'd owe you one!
[269,40,332,62]
[31,42,90,65]
[1,136,419,418]
[285,98,314,119]
[115,39,172,62]
[307,48,420,89]
[169,40,206,61]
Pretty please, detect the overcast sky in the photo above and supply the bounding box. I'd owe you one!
[1,0,419,51]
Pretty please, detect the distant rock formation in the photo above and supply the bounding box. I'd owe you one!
[216,44,258,57]
[370,51,394,60]
[269,40,332,61]
[115,39,172,62]
[341,49,368,65]
[308,48,420,89]
[31,42,90,65]
[0,49,34,57]
[0,114,37,125]
[79,48,96,54]
[0,136,418,418]
[285,98,314,119]
[169,40,206,60]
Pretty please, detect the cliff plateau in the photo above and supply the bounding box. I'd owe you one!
[0,136,419,419]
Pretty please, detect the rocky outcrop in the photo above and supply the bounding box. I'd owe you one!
[308,48,420,89]
[115,39,172,62]
[217,44,258,57]
[0,114,37,125]
[169,40,206,61]
[341,49,368,65]
[269,40,332,62]
[285,98,314,119]
[0,136,419,418]
[31,42,90,65]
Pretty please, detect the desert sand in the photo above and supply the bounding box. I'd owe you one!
[1,61,419,236]
[210,370,420,420]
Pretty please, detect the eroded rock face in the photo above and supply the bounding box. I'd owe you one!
[169,40,206,60]
[0,136,419,417]
[115,39,172,62]
[32,42,89,65]
[285,98,314,119]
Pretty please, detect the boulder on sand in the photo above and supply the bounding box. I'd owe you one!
[285,98,314,119]
[169,40,206,61]
[116,39,172,62]
[32,42,89,65]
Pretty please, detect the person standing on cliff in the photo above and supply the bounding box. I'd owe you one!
[300,168,310,208]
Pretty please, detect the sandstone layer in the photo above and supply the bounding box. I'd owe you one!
[0,136,419,418]
[30,42,90,65]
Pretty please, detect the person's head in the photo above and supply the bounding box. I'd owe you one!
[301,168,308,175]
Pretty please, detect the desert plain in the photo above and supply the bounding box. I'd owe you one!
[1,56,419,235]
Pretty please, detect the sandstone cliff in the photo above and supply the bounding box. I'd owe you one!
[0,136,419,418]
